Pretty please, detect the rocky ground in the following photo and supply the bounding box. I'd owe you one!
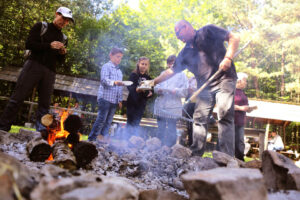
[0,129,300,200]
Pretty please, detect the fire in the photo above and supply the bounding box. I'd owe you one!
[47,109,71,160]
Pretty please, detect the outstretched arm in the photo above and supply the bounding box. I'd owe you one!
[153,68,175,85]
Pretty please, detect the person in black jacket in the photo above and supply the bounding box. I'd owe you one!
[0,7,74,132]
[126,57,153,135]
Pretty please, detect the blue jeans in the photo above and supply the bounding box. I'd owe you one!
[235,125,245,160]
[157,117,177,147]
[88,98,117,141]
[191,79,236,156]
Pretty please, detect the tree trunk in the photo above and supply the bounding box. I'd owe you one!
[280,50,285,96]
[251,44,260,98]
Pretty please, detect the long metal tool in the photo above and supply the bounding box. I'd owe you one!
[184,40,252,106]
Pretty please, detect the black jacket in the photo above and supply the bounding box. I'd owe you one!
[26,22,67,72]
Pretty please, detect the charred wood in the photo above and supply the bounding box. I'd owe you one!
[73,141,98,168]
[26,136,52,162]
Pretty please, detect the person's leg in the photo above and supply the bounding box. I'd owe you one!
[184,102,195,146]
[88,99,110,141]
[215,79,236,157]
[156,117,167,143]
[126,103,137,134]
[235,125,245,161]
[165,118,177,147]
[191,89,214,156]
[0,60,42,131]
[36,66,56,131]
[101,102,118,137]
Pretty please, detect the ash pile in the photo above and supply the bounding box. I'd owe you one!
[1,128,300,200]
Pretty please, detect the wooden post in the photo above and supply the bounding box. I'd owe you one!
[283,121,289,145]
[27,87,36,122]
[260,120,270,159]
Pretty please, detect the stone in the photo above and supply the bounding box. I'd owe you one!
[145,137,161,151]
[0,152,36,199]
[171,144,192,159]
[262,150,300,190]
[129,136,145,149]
[61,176,139,200]
[139,189,188,200]
[268,190,300,200]
[182,168,268,200]
[244,159,262,169]
[212,150,245,167]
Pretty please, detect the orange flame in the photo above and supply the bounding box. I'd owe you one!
[47,109,71,160]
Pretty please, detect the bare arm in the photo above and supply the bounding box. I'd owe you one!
[153,68,175,85]
[219,32,240,71]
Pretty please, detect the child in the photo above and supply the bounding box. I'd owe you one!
[88,47,124,141]
[154,55,188,146]
[126,57,153,134]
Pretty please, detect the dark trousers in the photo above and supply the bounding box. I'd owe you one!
[235,125,245,161]
[126,102,145,136]
[192,79,236,157]
[183,102,195,146]
[157,117,177,147]
[88,98,117,141]
[0,60,55,131]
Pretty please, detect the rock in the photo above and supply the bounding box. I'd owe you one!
[171,144,192,159]
[182,168,267,200]
[212,150,245,167]
[61,176,139,200]
[262,150,300,190]
[268,190,300,200]
[226,159,239,168]
[139,189,188,200]
[0,152,36,199]
[31,173,103,200]
[244,159,262,169]
[145,137,161,151]
[129,136,145,149]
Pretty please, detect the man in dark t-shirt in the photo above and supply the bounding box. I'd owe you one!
[148,20,240,157]
[0,7,74,132]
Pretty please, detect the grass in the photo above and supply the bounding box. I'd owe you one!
[9,125,36,133]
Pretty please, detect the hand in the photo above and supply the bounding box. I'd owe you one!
[147,91,153,97]
[219,57,232,71]
[136,87,143,93]
[114,81,124,86]
[50,41,65,50]
[59,47,67,55]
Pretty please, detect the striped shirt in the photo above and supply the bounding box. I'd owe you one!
[97,61,123,104]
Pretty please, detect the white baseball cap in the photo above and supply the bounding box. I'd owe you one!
[56,7,74,23]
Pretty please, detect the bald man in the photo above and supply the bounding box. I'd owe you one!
[150,20,240,157]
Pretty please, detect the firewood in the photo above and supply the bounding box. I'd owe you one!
[64,114,82,135]
[73,141,98,168]
[26,136,52,162]
[41,114,54,127]
[52,141,77,170]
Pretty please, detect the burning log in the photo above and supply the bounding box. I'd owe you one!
[52,141,77,170]
[26,136,52,162]
[73,141,98,168]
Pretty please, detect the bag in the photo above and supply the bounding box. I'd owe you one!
[24,22,67,59]
[24,22,48,59]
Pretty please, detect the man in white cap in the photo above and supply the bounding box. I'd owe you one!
[0,7,74,132]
